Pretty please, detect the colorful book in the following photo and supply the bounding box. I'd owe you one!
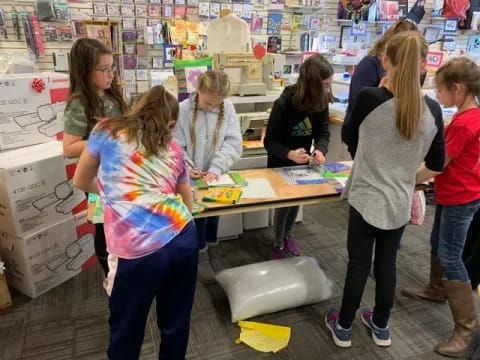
[267,13,282,35]
[192,172,248,189]
[250,12,264,33]
[202,187,243,204]
[192,201,208,215]
[88,193,104,224]
[86,24,112,50]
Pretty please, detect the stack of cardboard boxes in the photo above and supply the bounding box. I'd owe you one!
[0,73,95,298]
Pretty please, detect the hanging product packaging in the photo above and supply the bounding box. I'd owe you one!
[173,56,213,101]
[30,11,45,56]
[11,7,21,40]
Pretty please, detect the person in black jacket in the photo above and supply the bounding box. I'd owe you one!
[341,19,418,157]
[264,54,332,259]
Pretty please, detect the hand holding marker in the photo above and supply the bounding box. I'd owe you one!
[185,157,219,182]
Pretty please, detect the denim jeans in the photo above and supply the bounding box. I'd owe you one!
[431,199,480,283]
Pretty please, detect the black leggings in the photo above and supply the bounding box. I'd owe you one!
[94,223,109,276]
[339,206,405,329]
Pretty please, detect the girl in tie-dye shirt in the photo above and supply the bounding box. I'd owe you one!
[73,86,199,360]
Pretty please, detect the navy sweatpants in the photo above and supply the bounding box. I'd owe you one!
[107,222,199,360]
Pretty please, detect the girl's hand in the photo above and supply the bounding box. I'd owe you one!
[203,172,219,183]
[189,169,204,179]
[310,150,326,165]
[379,75,389,88]
[287,148,310,164]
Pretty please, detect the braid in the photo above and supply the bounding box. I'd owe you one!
[190,93,199,154]
[210,101,224,152]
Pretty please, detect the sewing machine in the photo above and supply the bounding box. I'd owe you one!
[238,111,269,141]
[213,53,268,96]
[213,52,287,95]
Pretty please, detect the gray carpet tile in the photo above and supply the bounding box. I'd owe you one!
[0,201,477,359]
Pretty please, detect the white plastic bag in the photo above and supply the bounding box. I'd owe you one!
[216,256,333,322]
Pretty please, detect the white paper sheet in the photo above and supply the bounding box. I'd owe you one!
[207,173,236,187]
[334,177,348,188]
[241,178,278,199]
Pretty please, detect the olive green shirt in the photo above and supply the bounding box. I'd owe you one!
[63,95,122,139]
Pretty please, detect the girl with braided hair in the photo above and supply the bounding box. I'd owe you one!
[173,71,243,251]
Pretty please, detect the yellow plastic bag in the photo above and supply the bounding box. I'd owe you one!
[235,321,291,353]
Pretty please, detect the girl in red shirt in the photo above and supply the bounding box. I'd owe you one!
[403,57,480,358]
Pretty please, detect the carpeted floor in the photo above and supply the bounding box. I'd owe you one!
[1,201,477,359]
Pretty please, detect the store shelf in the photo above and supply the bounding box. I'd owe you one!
[229,91,282,105]
[336,19,393,24]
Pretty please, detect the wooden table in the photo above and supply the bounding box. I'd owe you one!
[194,167,348,218]
[87,164,429,222]
[87,165,350,222]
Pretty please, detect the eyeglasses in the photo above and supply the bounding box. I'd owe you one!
[95,66,116,75]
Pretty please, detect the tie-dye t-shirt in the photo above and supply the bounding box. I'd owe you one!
[87,124,193,259]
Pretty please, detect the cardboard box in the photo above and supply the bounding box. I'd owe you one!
[0,141,87,237]
[218,214,243,240]
[0,73,69,151]
[0,211,95,298]
[243,210,269,230]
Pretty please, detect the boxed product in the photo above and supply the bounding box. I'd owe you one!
[0,72,69,151]
[0,141,87,237]
[0,211,95,298]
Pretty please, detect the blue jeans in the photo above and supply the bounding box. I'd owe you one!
[431,199,480,283]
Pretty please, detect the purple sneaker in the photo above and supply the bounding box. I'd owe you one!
[284,235,301,256]
[271,247,288,260]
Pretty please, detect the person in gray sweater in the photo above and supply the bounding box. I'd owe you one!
[173,71,242,251]
[325,31,445,349]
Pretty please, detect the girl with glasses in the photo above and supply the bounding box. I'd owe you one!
[63,38,127,276]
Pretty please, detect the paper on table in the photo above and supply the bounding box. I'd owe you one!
[334,177,348,188]
[241,178,277,199]
[207,173,237,187]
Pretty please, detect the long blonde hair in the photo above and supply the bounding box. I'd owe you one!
[386,31,428,140]
[190,71,230,152]
[369,19,417,57]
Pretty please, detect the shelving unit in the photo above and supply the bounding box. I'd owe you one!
[82,20,123,80]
